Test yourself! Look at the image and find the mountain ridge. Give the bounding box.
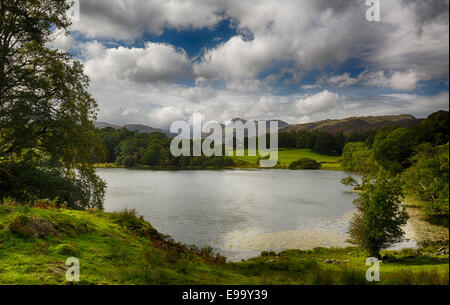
[95,114,422,136]
[281,114,422,135]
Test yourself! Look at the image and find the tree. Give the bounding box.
[411,110,449,146]
[289,158,321,170]
[372,127,415,174]
[313,131,339,155]
[402,143,449,216]
[340,176,359,189]
[341,142,374,173]
[347,170,409,258]
[0,1,105,209]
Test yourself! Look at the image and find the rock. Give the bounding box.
[349,253,353,256]
[438,247,446,252]
[9,216,59,239]
[325,259,335,264]
[342,259,350,263]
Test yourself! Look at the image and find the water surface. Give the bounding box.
[97,169,363,261]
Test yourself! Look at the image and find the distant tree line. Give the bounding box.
[96,128,235,168]
[278,130,375,155]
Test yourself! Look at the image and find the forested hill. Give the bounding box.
[281,114,421,135]
[94,122,171,135]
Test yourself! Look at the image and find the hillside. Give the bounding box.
[94,122,170,135]
[281,114,422,135]
[0,203,448,285]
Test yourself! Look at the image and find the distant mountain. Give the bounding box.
[94,122,170,135]
[228,118,290,129]
[94,122,121,129]
[281,114,422,135]
[95,118,289,138]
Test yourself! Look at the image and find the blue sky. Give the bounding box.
[55,0,449,128]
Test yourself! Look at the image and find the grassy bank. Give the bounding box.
[233,148,342,170]
[0,203,447,285]
[93,149,343,171]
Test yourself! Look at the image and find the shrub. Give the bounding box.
[0,161,105,210]
[53,243,78,256]
[111,209,158,238]
[289,158,321,170]
[402,144,449,216]
[348,170,409,258]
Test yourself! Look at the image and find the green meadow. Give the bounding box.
[232,148,342,170]
[0,204,447,285]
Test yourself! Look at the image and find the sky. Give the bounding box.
[52,0,449,129]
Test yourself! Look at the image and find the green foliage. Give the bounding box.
[0,161,105,210]
[278,130,375,156]
[403,144,449,216]
[342,142,374,173]
[412,110,449,146]
[289,158,321,170]
[52,243,78,256]
[372,127,415,174]
[97,128,235,168]
[340,176,359,188]
[348,170,409,257]
[0,0,106,209]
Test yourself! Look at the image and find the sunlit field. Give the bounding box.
[232,148,342,170]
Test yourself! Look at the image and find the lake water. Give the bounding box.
[96,169,415,261]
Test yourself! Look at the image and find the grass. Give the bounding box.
[92,149,343,171]
[0,203,447,285]
[232,148,342,170]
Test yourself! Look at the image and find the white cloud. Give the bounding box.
[295,91,342,116]
[72,0,223,40]
[66,0,448,127]
[325,73,359,88]
[362,70,426,91]
[147,106,187,128]
[179,86,217,103]
[83,42,191,83]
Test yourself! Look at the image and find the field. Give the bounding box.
[0,203,447,285]
[232,148,342,170]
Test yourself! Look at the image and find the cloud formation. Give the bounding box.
[83,42,191,83]
[65,0,449,127]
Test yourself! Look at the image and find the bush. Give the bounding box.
[52,243,78,256]
[289,158,321,170]
[348,170,409,257]
[0,161,105,210]
[402,144,449,216]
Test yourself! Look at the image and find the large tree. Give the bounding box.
[0,0,105,209]
[347,170,409,258]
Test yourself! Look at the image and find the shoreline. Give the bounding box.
[403,198,449,247]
